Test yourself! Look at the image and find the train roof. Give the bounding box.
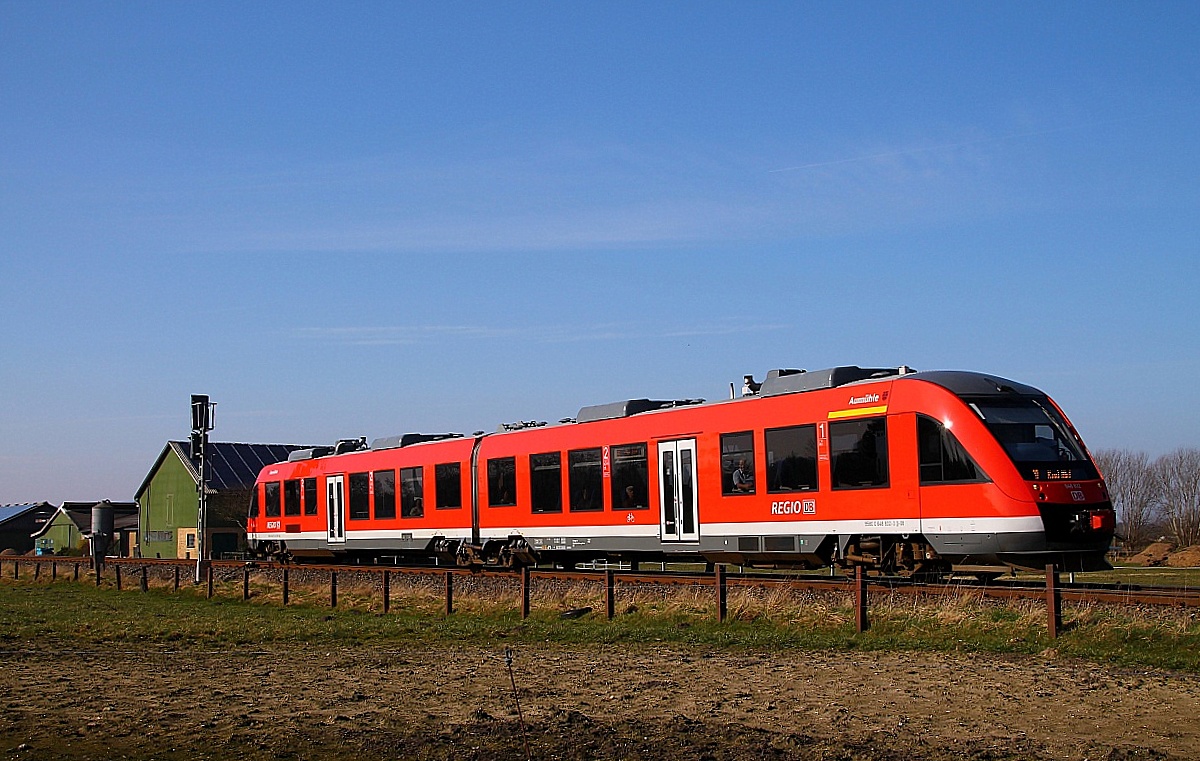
[281,366,1050,465]
[903,370,1043,398]
[756,365,914,396]
[576,398,706,424]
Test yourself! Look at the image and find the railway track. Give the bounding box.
[7,554,1200,609]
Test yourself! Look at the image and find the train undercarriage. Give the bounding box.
[252,529,1109,580]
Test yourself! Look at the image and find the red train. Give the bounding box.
[246,365,1115,576]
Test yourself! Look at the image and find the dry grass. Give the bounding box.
[8,559,1200,671]
[12,558,1200,654]
[101,564,1200,636]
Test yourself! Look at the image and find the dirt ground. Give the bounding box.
[2,643,1199,761]
[1125,543,1200,568]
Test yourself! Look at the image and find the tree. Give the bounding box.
[1153,448,1200,548]
[1094,448,1160,548]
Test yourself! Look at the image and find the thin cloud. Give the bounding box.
[768,113,1165,174]
[295,322,790,346]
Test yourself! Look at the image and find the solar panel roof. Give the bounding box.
[169,441,313,492]
[0,503,48,527]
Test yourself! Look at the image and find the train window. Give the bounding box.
[918,416,987,484]
[487,457,518,507]
[283,479,302,516]
[568,448,603,512]
[303,478,318,516]
[400,467,424,518]
[248,486,259,518]
[765,425,818,492]
[968,397,1098,481]
[610,443,648,510]
[720,431,756,495]
[374,470,397,519]
[349,472,370,520]
[264,481,281,517]
[530,453,563,514]
[435,463,462,509]
[830,418,888,489]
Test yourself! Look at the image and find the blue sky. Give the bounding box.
[1,2,1197,504]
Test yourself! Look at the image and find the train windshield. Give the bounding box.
[967,397,1098,481]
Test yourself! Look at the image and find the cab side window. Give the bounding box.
[918,415,987,484]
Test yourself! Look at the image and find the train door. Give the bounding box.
[658,439,699,542]
[327,474,345,544]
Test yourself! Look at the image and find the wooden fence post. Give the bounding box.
[605,569,616,620]
[520,567,531,619]
[1046,564,1062,639]
[855,566,869,633]
[444,571,454,615]
[243,567,251,601]
[382,570,391,614]
[715,564,727,623]
[282,568,290,606]
[206,564,214,599]
[141,566,148,593]
[330,570,338,608]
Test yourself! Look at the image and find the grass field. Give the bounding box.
[3,565,1200,673]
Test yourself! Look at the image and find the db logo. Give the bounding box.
[771,500,816,516]
[1070,491,1086,502]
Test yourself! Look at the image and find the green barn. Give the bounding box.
[135,442,309,559]
[30,501,139,556]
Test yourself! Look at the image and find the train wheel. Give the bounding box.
[455,543,485,570]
